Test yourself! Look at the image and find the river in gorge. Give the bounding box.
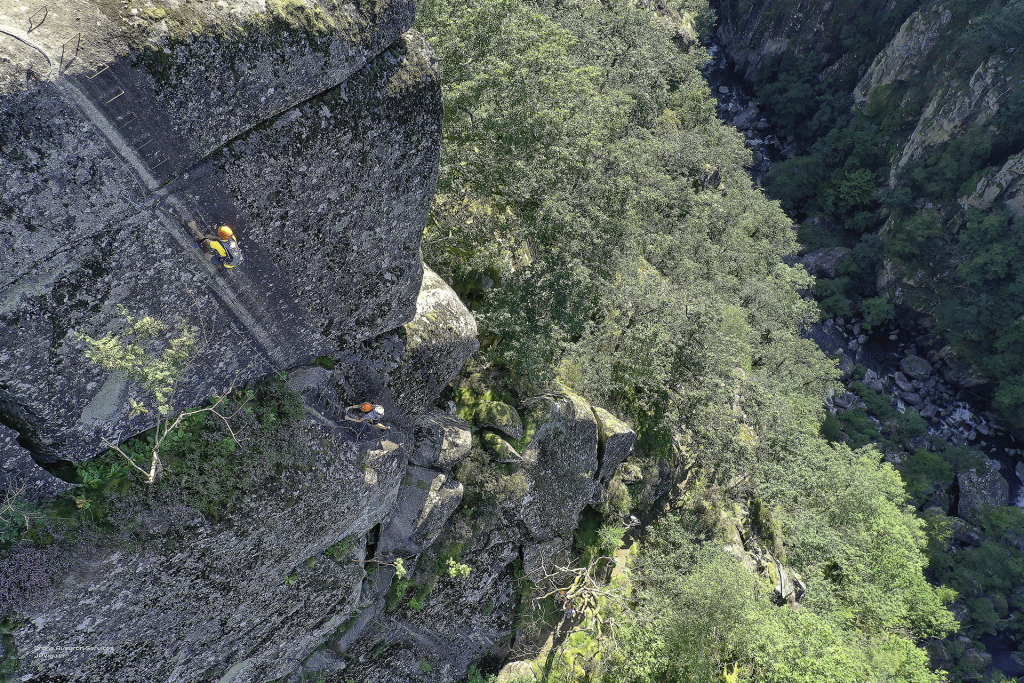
[699,40,1024,679]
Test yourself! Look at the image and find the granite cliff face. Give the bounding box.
[0,0,441,481]
[1,4,643,680]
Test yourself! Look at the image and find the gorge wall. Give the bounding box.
[0,0,439,481]
[1,2,644,680]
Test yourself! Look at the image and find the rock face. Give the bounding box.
[853,6,952,105]
[714,0,898,80]
[519,392,600,541]
[14,398,409,682]
[389,266,480,415]
[0,0,441,468]
[963,150,1024,221]
[958,459,1009,523]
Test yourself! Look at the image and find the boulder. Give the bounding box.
[900,354,933,380]
[389,266,479,414]
[519,392,600,541]
[593,406,637,486]
[474,401,524,440]
[732,106,760,130]
[838,355,855,379]
[938,347,988,388]
[958,648,992,681]
[0,425,74,500]
[957,459,1009,523]
[482,431,522,462]
[894,372,914,392]
[408,409,473,470]
[801,247,850,279]
[379,466,464,557]
[901,391,923,407]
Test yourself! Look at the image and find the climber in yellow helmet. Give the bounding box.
[188,221,244,269]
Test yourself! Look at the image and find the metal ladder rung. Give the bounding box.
[103,89,124,104]
[86,64,109,79]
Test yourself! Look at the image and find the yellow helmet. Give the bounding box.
[218,225,234,240]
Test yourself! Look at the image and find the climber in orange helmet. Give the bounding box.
[344,402,389,437]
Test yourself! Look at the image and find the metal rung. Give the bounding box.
[58,32,82,72]
[137,136,154,150]
[151,157,169,170]
[28,6,47,32]
[103,89,124,104]
[86,64,109,79]
[115,113,137,128]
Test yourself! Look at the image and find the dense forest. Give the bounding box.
[413,0,965,679]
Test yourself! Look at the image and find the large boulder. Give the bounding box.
[0,425,73,500]
[1,9,442,466]
[593,406,636,486]
[474,401,524,440]
[518,392,599,541]
[938,346,988,389]
[389,266,479,415]
[957,459,1008,523]
[801,247,851,279]
[408,409,473,470]
[378,466,463,557]
[900,354,933,381]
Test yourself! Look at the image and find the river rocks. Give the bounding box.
[957,459,1009,523]
[389,266,480,415]
[474,401,524,441]
[732,106,760,129]
[900,354,933,380]
[801,247,850,279]
[519,392,599,541]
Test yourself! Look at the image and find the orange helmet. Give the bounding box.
[361,403,373,412]
[218,225,234,240]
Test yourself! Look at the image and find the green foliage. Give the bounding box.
[313,356,336,370]
[899,449,955,507]
[445,558,472,579]
[819,412,842,442]
[847,382,894,419]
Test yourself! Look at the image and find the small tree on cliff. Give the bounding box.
[77,308,247,484]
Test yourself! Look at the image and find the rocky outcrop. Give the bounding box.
[519,392,600,541]
[897,55,1020,168]
[380,466,464,557]
[409,409,473,470]
[13,389,410,682]
[593,406,636,486]
[958,459,1008,523]
[853,5,952,105]
[962,149,1024,221]
[389,266,480,415]
[0,1,442,468]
